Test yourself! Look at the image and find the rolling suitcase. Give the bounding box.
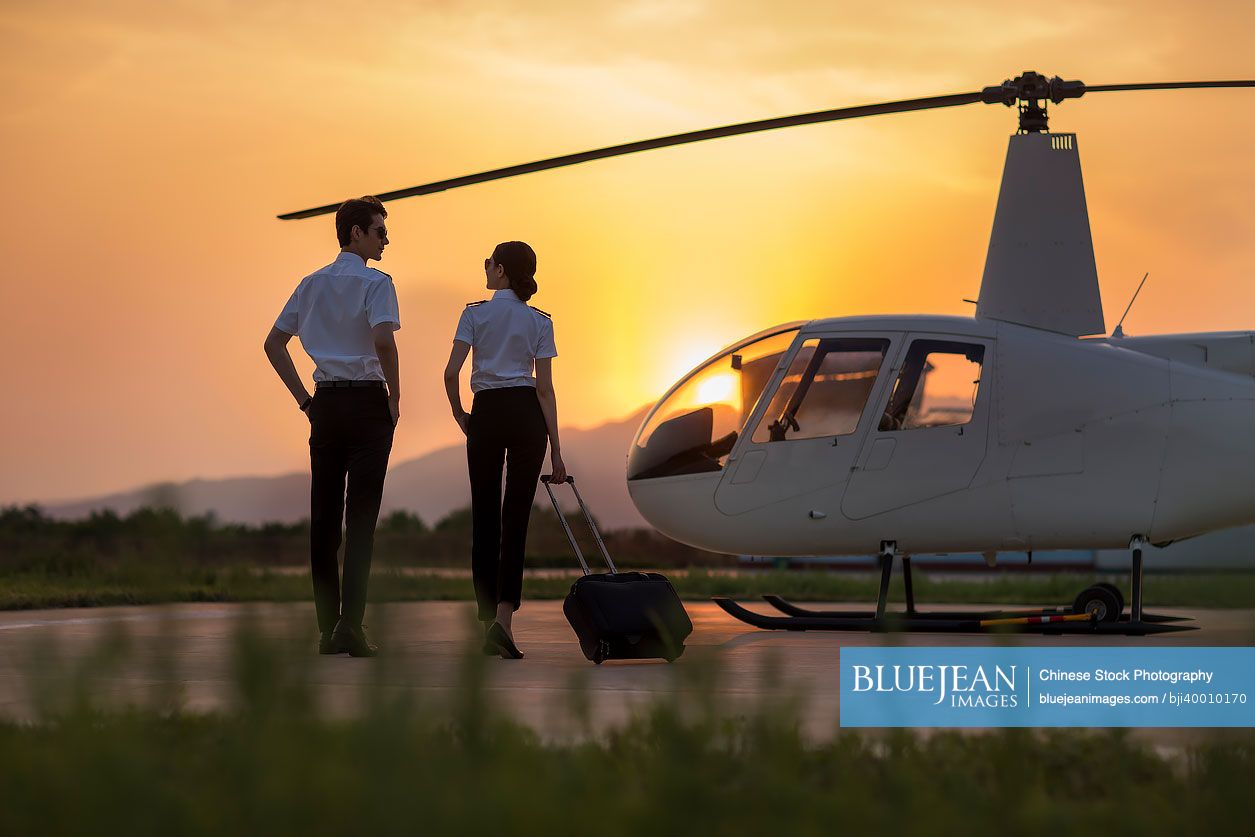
[541,475,693,665]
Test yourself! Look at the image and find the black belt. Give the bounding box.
[316,380,386,389]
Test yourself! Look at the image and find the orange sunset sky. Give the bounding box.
[1,0,1252,507]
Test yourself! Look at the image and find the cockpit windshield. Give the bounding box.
[627,327,800,480]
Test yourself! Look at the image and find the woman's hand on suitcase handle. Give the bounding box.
[547,454,568,484]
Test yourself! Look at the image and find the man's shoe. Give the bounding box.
[485,621,523,659]
[331,620,378,657]
[318,631,343,655]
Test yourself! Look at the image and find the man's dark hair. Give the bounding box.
[335,196,387,247]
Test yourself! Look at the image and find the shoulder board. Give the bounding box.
[465,300,487,307]
[529,305,551,318]
[367,267,392,280]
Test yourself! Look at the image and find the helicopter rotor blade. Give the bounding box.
[1084,80,1255,94]
[278,75,1255,220]
[277,90,983,220]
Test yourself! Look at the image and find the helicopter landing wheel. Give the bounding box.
[1073,585,1122,623]
[1093,582,1126,616]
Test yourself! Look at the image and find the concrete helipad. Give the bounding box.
[1,600,1251,741]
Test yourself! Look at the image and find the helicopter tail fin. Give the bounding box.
[976,132,1105,337]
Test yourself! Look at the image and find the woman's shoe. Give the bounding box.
[481,621,499,655]
[485,621,524,659]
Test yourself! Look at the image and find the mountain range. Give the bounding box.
[36,408,652,531]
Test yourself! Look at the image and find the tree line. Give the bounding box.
[0,504,729,571]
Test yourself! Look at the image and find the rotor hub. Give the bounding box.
[981,71,1087,133]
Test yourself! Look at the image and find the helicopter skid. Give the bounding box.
[759,594,1190,623]
[713,597,1196,635]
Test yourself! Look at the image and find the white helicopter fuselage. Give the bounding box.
[627,315,1255,557]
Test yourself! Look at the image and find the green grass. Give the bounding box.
[2,564,1254,611]
[3,623,1254,834]
[8,712,1251,835]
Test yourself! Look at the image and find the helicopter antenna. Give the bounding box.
[1112,272,1150,338]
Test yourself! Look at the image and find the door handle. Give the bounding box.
[809,510,827,520]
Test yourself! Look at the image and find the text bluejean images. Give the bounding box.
[840,647,1255,727]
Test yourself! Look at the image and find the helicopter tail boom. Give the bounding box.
[1100,331,1255,378]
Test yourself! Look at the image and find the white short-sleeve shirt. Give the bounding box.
[274,252,401,382]
[454,288,556,392]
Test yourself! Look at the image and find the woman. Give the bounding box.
[443,241,566,659]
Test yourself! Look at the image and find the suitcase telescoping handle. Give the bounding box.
[540,475,618,576]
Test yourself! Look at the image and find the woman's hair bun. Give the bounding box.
[492,241,538,302]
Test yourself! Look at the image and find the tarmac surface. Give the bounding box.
[1,600,1252,741]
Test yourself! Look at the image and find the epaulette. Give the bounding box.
[369,267,392,280]
[465,300,487,307]
[529,305,551,318]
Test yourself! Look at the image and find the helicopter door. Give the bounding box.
[714,334,896,515]
[840,336,991,520]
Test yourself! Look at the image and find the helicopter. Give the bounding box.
[281,72,1255,635]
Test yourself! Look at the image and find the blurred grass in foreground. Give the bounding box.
[4,617,1255,835]
[2,564,1255,611]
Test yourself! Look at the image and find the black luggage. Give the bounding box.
[541,475,693,665]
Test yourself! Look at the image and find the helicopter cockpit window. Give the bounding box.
[878,340,984,431]
[627,329,800,481]
[751,338,891,443]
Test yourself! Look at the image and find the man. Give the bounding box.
[263,196,401,657]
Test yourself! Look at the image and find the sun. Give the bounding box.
[695,372,738,407]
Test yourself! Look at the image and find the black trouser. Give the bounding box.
[308,385,394,633]
[466,386,549,621]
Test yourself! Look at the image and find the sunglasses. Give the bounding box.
[368,225,388,239]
